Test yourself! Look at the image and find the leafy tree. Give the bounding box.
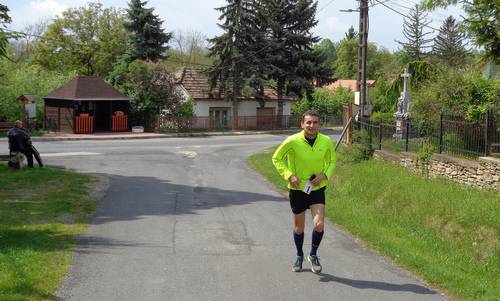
[125,0,172,62]
[292,87,353,118]
[33,2,129,77]
[10,20,49,62]
[0,57,76,123]
[111,60,183,127]
[396,5,434,61]
[421,0,500,63]
[313,38,337,70]
[207,0,258,127]
[432,16,467,66]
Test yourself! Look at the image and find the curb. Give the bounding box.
[0,127,342,142]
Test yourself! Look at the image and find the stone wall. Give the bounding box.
[374,150,500,191]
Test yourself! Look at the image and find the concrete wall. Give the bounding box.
[374,150,500,191]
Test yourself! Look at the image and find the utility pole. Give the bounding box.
[357,0,369,118]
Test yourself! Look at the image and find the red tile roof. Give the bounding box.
[176,67,293,101]
[324,79,376,92]
[44,76,129,101]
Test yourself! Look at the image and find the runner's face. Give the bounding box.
[301,115,320,138]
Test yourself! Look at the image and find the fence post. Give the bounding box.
[405,121,410,152]
[439,113,443,153]
[378,122,382,150]
[485,110,490,156]
[368,119,373,150]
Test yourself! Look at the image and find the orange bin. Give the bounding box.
[75,115,94,134]
[112,115,128,132]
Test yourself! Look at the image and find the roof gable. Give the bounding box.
[176,67,293,101]
[44,76,129,101]
[325,79,376,92]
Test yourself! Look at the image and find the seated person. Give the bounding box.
[7,120,42,168]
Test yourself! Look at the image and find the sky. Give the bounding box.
[3,0,464,52]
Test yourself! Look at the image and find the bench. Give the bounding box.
[0,122,15,130]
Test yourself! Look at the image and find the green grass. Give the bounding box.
[247,146,499,301]
[0,164,97,301]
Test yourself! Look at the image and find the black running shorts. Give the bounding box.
[289,186,326,214]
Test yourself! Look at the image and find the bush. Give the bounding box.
[350,129,373,162]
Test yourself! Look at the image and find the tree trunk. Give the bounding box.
[277,77,284,128]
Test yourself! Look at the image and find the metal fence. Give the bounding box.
[354,109,500,157]
[154,114,343,133]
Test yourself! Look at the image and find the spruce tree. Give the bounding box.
[396,5,434,61]
[432,16,467,67]
[207,0,257,128]
[260,0,320,121]
[125,0,172,62]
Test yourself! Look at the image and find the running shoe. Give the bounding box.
[292,256,303,272]
[308,255,322,273]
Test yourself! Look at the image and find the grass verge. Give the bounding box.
[0,164,97,301]
[247,146,499,301]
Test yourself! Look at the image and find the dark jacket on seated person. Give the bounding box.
[7,127,31,152]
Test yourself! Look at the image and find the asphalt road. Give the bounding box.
[1,134,449,301]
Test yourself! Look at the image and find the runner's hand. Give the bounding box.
[289,175,300,188]
[311,173,326,186]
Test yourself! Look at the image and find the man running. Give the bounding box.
[272,110,336,273]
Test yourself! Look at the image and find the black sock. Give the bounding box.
[310,230,324,256]
[293,231,304,257]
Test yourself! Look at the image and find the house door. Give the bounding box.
[209,107,230,129]
[257,107,275,129]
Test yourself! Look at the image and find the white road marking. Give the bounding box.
[175,151,198,158]
[42,152,102,157]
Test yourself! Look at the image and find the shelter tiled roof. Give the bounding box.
[324,79,376,92]
[176,67,293,101]
[44,76,129,101]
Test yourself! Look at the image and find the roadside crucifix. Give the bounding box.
[394,68,411,138]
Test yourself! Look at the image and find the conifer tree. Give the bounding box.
[396,5,434,61]
[124,0,172,62]
[432,16,467,67]
[260,0,320,120]
[207,0,257,128]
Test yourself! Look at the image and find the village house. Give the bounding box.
[175,67,295,129]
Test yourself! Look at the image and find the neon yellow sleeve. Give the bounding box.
[272,138,293,181]
[323,139,336,180]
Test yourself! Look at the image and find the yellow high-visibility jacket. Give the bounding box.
[272,131,336,191]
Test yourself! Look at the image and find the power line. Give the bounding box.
[373,0,440,31]
[318,0,336,13]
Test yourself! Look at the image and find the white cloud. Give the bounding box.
[9,0,86,30]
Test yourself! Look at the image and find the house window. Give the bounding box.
[209,107,230,128]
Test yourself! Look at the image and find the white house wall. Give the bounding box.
[193,100,291,117]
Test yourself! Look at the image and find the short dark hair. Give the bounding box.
[301,110,320,122]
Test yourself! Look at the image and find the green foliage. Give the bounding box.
[416,142,436,176]
[124,0,172,62]
[421,0,500,64]
[335,38,357,79]
[370,111,395,124]
[412,68,499,122]
[0,58,76,124]
[351,129,374,161]
[0,4,12,60]
[291,87,353,118]
[174,96,195,117]
[109,60,183,125]
[33,2,129,77]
